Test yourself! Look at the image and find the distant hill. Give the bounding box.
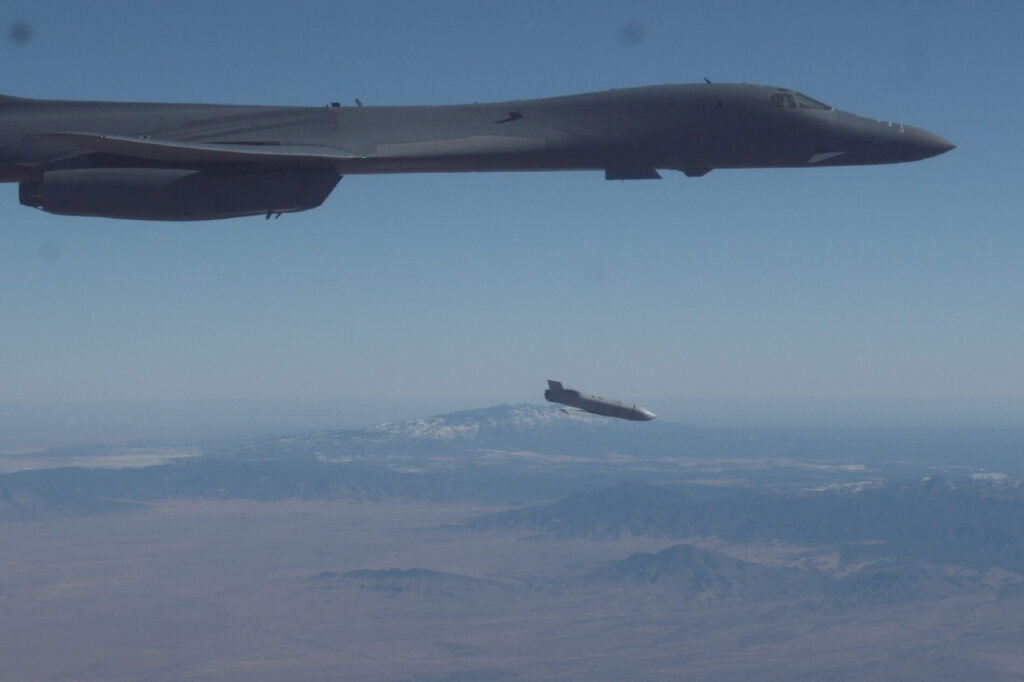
[592,543,821,601]
[304,543,1010,608]
[595,544,998,605]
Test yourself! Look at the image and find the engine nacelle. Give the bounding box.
[19,168,341,220]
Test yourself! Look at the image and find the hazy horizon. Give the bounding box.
[5,395,1024,454]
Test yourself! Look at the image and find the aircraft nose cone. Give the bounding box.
[903,125,955,160]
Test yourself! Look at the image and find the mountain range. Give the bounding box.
[465,477,1024,571]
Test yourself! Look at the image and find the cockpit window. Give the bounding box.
[794,92,832,110]
[771,91,832,110]
[771,92,797,108]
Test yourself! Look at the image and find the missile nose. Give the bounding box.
[903,125,955,160]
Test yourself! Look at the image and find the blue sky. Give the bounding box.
[1,1,1022,443]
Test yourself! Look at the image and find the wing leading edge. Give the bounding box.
[25,132,356,168]
[25,131,553,172]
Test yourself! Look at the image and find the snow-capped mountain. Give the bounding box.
[219,404,1024,487]
[364,403,605,440]
[225,403,688,462]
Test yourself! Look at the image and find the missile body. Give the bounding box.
[544,380,656,421]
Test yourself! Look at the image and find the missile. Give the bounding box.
[544,380,656,422]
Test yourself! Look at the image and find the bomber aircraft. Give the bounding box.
[0,82,953,221]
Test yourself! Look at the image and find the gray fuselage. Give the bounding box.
[0,83,953,181]
[0,83,954,220]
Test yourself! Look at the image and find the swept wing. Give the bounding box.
[25,132,354,168]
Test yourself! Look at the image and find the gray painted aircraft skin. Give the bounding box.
[0,83,954,220]
[545,380,656,422]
